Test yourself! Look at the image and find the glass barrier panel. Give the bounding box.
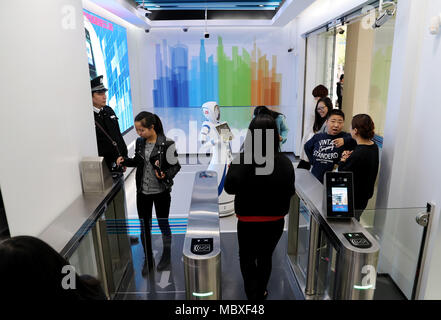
[357,207,426,300]
[112,217,187,299]
[68,225,100,280]
[297,199,311,279]
[315,229,338,299]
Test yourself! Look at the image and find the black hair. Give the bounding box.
[312,85,329,98]
[242,114,280,164]
[0,236,105,300]
[340,74,344,81]
[327,109,345,120]
[313,97,333,132]
[352,114,375,140]
[253,106,282,120]
[134,111,165,136]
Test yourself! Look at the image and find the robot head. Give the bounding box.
[202,101,220,122]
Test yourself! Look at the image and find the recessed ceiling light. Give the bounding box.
[155,5,160,8]
[259,4,264,7]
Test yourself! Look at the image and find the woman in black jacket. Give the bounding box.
[224,114,295,300]
[338,114,379,220]
[117,112,181,274]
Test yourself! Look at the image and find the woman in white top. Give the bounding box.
[298,85,329,169]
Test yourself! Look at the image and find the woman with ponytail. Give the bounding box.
[117,112,181,275]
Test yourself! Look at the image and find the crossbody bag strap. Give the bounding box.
[95,120,121,157]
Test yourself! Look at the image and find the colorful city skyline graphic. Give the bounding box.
[153,36,281,108]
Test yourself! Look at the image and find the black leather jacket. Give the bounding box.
[123,134,181,192]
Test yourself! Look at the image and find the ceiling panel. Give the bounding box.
[134,0,284,20]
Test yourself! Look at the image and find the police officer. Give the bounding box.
[91,75,128,173]
[91,76,138,245]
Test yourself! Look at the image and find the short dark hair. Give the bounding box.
[327,109,345,120]
[312,85,329,98]
[340,74,344,81]
[352,114,375,140]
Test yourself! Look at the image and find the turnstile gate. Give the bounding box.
[287,169,380,300]
[183,171,221,300]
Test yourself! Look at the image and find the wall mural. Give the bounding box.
[153,36,281,108]
[149,31,283,153]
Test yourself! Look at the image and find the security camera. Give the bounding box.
[372,2,396,29]
[145,28,150,33]
[183,27,189,32]
[287,48,293,53]
[337,28,345,35]
[204,32,210,39]
[372,11,392,28]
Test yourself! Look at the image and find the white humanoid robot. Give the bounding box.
[200,101,235,217]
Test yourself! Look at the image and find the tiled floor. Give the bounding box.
[115,231,303,300]
[117,156,303,300]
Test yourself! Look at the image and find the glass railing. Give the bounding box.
[357,207,427,300]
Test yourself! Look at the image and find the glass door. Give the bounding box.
[303,28,337,136]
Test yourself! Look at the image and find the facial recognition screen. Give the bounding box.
[331,187,349,212]
[325,172,354,219]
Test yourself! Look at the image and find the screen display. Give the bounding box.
[83,10,133,134]
[332,187,349,212]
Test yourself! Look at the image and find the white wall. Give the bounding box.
[0,1,97,236]
[375,0,441,299]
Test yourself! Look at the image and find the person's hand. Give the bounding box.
[279,135,283,142]
[332,138,344,148]
[155,170,166,179]
[154,160,165,179]
[340,150,353,162]
[116,156,124,166]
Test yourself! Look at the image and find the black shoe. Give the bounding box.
[156,253,170,272]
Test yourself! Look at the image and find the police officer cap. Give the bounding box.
[91,75,108,93]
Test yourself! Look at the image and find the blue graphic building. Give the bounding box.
[153,39,218,108]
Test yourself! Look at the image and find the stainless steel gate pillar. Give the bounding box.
[183,171,221,300]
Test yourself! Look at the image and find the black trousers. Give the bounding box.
[136,191,171,259]
[237,218,285,300]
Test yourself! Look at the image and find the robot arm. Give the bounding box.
[200,123,217,147]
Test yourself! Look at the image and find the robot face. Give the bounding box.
[202,101,220,122]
